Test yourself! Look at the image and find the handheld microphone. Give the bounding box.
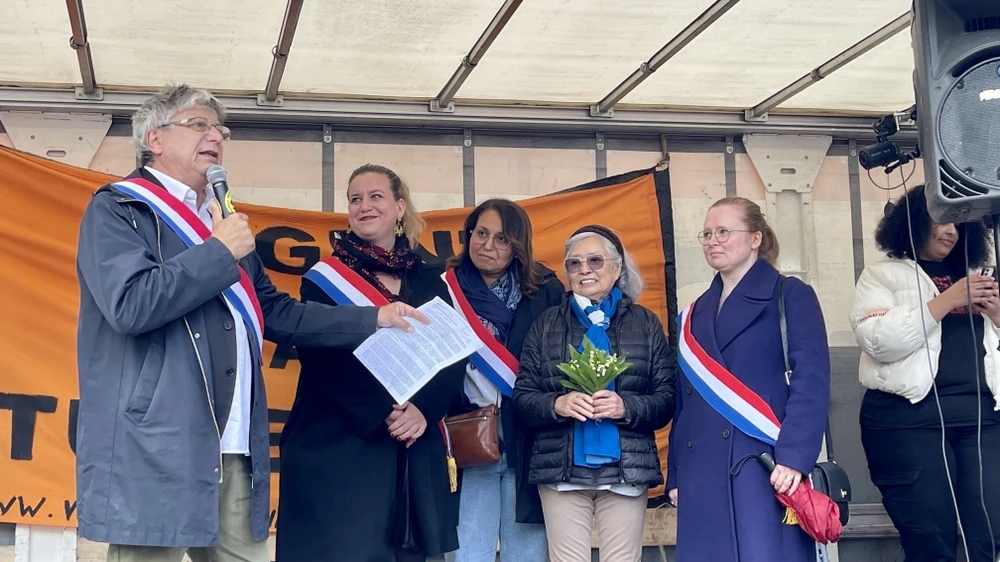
[206,164,235,218]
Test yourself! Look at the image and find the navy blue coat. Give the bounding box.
[666,260,830,562]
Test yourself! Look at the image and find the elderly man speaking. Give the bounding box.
[74,84,424,562]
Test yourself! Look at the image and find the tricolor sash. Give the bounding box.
[112,178,264,354]
[305,255,459,474]
[676,302,781,445]
[441,268,519,397]
[303,256,390,307]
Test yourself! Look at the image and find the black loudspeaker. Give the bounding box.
[914,0,1000,223]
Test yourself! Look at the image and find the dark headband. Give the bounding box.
[571,224,626,259]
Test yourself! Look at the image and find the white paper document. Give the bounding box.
[353,296,481,404]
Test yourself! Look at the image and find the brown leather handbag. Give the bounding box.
[443,404,501,468]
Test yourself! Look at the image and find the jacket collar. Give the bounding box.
[704,259,780,352]
[691,279,724,364]
[890,257,939,295]
[99,167,166,202]
[127,166,163,185]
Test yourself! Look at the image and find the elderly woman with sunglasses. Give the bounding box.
[512,225,676,562]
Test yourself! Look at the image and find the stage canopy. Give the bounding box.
[0,0,915,130]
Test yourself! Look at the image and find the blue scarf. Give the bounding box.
[456,261,522,342]
[570,287,622,468]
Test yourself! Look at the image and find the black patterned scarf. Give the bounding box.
[332,231,418,302]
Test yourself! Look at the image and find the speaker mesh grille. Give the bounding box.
[940,158,988,199]
[967,17,1000,33]
[938,58,1000,195]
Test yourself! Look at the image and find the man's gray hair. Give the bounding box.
[131,85,227,165]
[564,232,645,301]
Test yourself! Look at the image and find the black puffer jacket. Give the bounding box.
[513,294,676,487]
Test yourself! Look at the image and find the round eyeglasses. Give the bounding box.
[697,228,750,245]
[158,117,231,140]
[471,227,511,250]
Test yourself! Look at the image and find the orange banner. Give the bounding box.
[0,146,676,527]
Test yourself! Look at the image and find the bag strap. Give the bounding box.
[778,276,792,384]
[777,275,836,463]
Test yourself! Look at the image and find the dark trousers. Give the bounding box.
[396,550,426,562]
[862,424,1000,562]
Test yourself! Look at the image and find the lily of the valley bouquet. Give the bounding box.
[557,336,632,395]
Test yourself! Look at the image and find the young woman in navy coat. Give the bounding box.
[666,197,831,562]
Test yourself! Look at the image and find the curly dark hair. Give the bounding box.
[874,186,990,268]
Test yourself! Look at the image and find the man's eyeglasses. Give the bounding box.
[697,228,749,245]
[157,117,231,140]
[565,255,607,274]
[471,227,511,250]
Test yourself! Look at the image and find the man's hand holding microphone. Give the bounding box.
[209,198,255,260]
[206,165,427,334]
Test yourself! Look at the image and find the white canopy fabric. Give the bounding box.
[0,0,915,115]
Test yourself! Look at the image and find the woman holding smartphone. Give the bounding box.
[851,187,1000,562]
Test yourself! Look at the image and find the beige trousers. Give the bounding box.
[106,454,269,562]
[537,485,647,562]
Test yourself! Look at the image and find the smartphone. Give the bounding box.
[982,267,995,278]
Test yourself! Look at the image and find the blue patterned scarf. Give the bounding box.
[456,261,521,342]
[570,287,622,468]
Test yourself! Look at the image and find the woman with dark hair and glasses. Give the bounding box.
[667,197,830,562]
[852,186,1000,562]
[446,199,564,562]
[513,225,675,562]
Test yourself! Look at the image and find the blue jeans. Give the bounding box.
[453,453,548,562]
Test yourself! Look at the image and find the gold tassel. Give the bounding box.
[782,506,799,526]
[448,457,458,493]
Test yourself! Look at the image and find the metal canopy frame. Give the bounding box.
[65,0,99,98]
[261,0,305,105]
[0,86,913,140]
[12,3,919,128]
[430,0,523,113]
[591,0,742,117]
[744,12,913,121]
[7,3,921,139]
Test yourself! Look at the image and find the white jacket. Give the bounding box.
[851,258,1000,409]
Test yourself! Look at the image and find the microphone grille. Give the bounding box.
[206,165,227,184]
